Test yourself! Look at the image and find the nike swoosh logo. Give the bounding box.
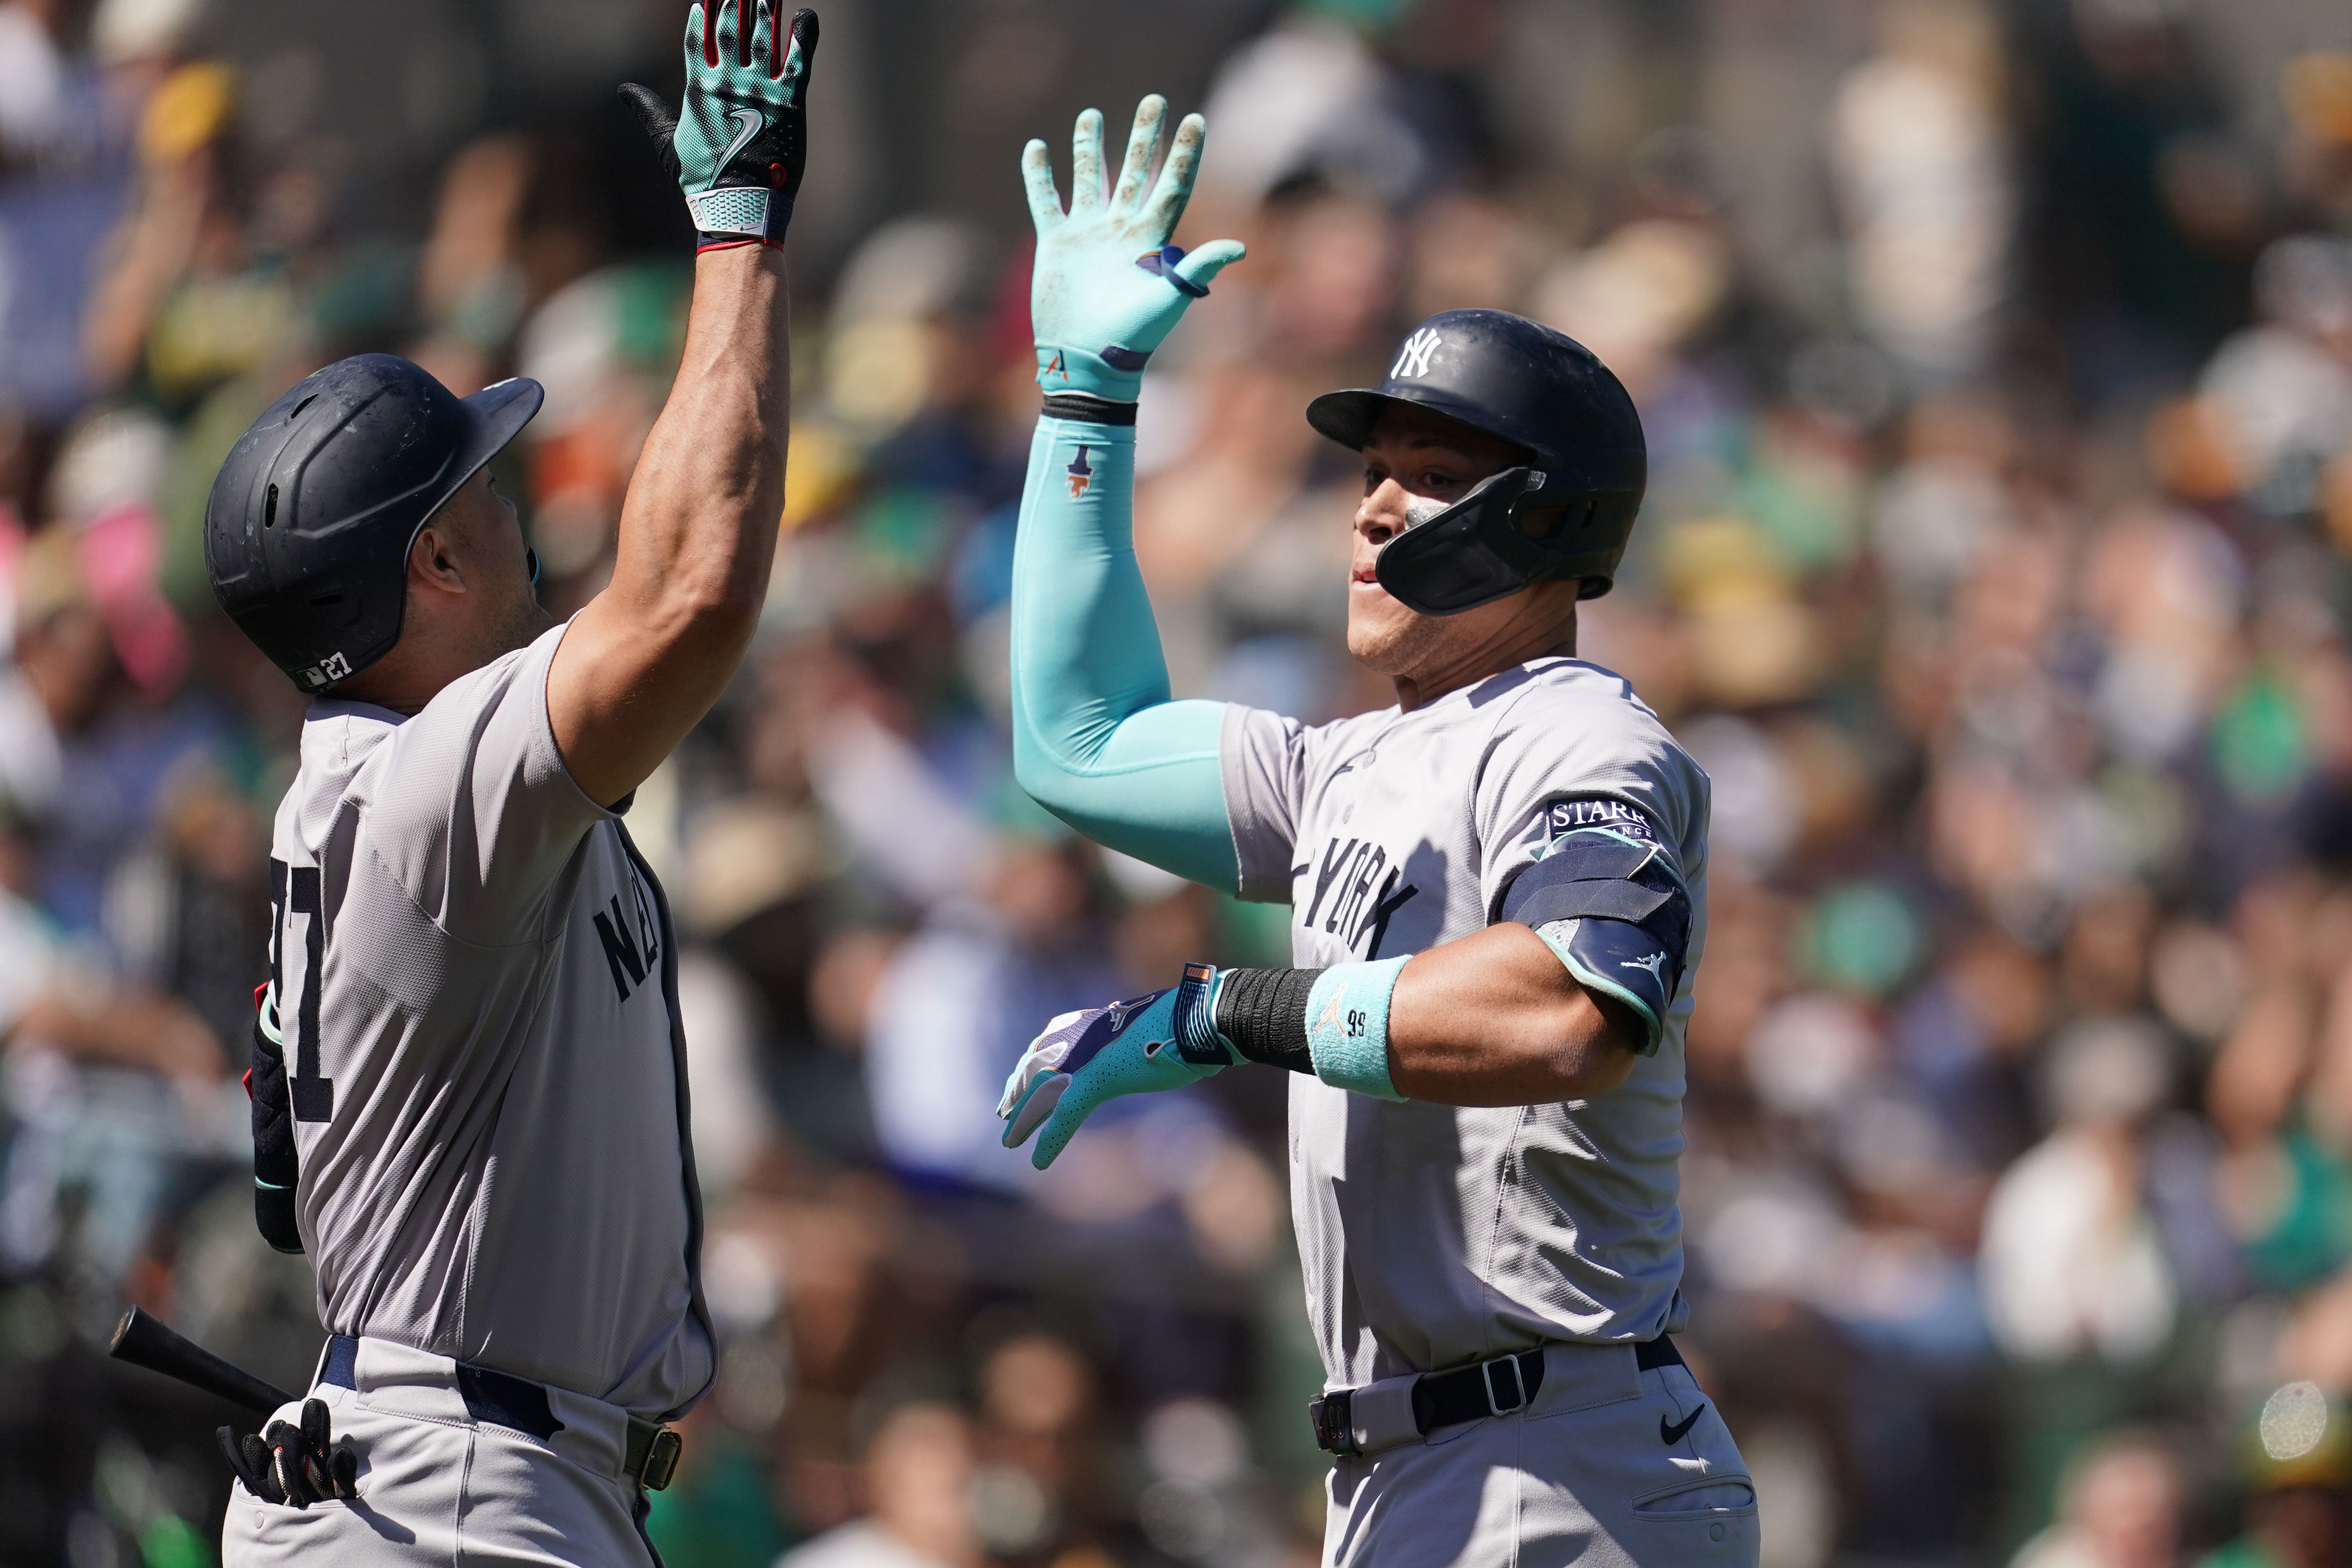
[719,106,763,170]
[1660,1405,1705,1446]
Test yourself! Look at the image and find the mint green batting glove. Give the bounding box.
[998,962,1235,1170]
[621,1,817,249]
[1023,97,1246,403]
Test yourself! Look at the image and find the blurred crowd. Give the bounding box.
[5,0,2352,1565]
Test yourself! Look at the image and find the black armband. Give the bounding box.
[1041,392,1139,425]
[1498,813,1692,1057]
[1214,966,1324,1074]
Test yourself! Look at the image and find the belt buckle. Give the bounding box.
[1482,1355,1528,1417]
[640,1427,683,1491]
[1309,1390,1361,1457]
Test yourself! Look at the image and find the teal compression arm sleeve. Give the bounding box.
[1009,414,1238,890]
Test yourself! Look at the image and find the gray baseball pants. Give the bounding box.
[220,1337,658,1567]
[1323,1342,1758,1568]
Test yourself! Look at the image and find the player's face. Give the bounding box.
[437,471,554,665]
[1347,407,1556,679]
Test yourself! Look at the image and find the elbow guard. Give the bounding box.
[249,986,303,1254]
[1499,817,1691,1055]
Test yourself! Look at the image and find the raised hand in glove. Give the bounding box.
[998,962,1234,1170]
[219,1398,358,1509]
[1024,96,1245,404]
[621,1,818,250]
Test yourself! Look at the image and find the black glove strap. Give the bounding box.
[1214,966,1323,1074]
[1041,392,1138,425]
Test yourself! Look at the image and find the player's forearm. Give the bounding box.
[1209,925,1640,1108]
[1008,413,1237,886]
[553,0,816,805]
[550,246,790,805]
[615,245,792,628]
[1386,924,1640,1105]
[1010,416,1167,748]
[1004,934,1637,1170]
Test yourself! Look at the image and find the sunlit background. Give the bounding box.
[4,0,2352,1564]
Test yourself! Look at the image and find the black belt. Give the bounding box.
[322,1334,683,1490]
[1308,1336,1684,1457]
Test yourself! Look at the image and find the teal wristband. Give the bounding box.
[1304,957,1410,1102]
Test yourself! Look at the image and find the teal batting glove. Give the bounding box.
[998,962,1234,1170]
[621,1,818,249]
[1023,97,1246,403]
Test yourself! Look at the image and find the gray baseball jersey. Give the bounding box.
[265,622,713,1419]
[1219,656,1710,1389]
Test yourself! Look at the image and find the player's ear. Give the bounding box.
[408,524,469,594]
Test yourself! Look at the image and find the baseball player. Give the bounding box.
[994,100,1755,1566]
[197,4,817,1561]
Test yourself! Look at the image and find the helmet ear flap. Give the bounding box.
[1517,496,1594,544]
[1374,466,1553,616]
[1377,468,1639,615]
[1519,507,1564,543]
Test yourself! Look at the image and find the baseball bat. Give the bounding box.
[109,1307,296,1417]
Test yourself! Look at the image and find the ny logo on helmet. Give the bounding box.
[1390,328,1443,380]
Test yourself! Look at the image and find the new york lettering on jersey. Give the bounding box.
[1296,833,1420,960]
[591,850,664,1004]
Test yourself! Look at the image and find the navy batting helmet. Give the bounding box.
[204,354,543,693]
[1306,309,1646,616]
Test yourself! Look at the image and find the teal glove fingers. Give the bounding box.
[1022,136,1068,233]
[621,1,817,249]
[1025,96,1245,401]
[1071,104,1109,217]
[1027,1071,1119,1170]
[1172,241,1246,292]
[998,1049,1072,1149]
[997,963,1232,1169]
